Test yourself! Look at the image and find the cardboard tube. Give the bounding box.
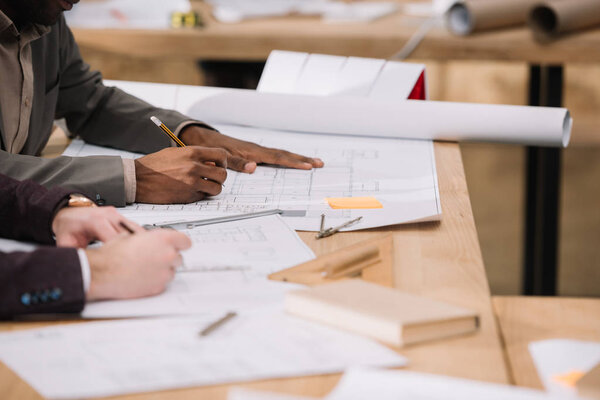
[446,0,538,35]
[529,0,600,39]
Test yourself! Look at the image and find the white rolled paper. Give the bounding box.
[188,90,572,147]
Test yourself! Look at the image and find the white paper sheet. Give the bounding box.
[369,61,426,100]
[190,89,572,147]
[331,56,386,97]
[179,215,315,273]
[256,51,423,99]
[294,54,347,96]
[206,0,398,24]
[65,0,190,29]
[82,267,301,319]
[64,124,441,231]
[257,51,310,94]
[0,238,37,253]
[529,339,600,398]
[229,388,316,400]
[62,139,142,159]
[325,368,562,400]
[0,313,407,399]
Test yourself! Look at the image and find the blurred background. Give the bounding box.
[70,0,600,296]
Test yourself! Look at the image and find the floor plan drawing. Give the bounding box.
[63,122,440,231]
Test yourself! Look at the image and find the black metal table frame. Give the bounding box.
[523,65,564,296]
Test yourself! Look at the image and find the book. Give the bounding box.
[285,280,479,347]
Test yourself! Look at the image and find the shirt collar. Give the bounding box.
[0,9,14,34]
[0,8,51,39]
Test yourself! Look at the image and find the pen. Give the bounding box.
[150,116,186,147]
[199,312,237,337]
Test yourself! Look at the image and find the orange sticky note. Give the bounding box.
[553,370,586,388]
[326,197,383,210]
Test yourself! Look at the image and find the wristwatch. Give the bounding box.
[67,193,98,208]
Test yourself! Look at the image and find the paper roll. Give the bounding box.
[189,90,572,147]
[529,0,600,40]
[446,0,538,35]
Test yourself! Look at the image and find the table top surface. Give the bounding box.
[70,1,600,63]
[493,296,600,390]
[0,134,509,399]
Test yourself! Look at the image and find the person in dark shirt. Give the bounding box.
[0,173,191,319]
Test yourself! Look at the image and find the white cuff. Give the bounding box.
[122,158,137,204]
[77,249,91,294]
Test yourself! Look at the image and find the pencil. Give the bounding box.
[119,221,135,234]
[150,116,186,147]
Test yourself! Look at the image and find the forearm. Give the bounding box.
[0,248,85,319]
[0,150,127,207]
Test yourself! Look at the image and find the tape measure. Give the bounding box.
[171,11,203,28]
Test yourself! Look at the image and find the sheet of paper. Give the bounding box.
[529,339,600,398]
[228,389,316,400]
[82,267,299,319]
[0,313,407,399]
[179,215,315,273]
[330,56,386,97]
[65,0,190,29]
[369,61,426,100]
[257,51,309,94]
[206,0,398,24]
[0,238,37,253]
[62,139,143,159]
[325,368,562,400]
[294,54,347,96]
[64,123,441,231]
[256,51,421,99]
[104,80,179,110]
[321,2,399,23]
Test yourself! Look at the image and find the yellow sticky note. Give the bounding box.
[553,370,586,388]
[326,197,383,210]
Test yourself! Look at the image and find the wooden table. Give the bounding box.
[493,296,600,389]
[0,134,509,399]
[71,1,600,296]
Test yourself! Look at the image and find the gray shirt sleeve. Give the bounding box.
[0,151,126,206]
[54,16,189,154]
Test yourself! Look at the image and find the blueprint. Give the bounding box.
[179,215,314,273]
[0,312,407,399]
[63,125,441,231]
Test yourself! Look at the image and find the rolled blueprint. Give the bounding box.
[188,90,572,147]
[529,0,600,40]
[446,0,539,35]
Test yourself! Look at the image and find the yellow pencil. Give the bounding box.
[151,116,186,147]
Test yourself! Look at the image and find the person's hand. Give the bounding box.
[179,126,324,173]
[52,206,143,248]
[85,229,191,301]
[134,146,228,204]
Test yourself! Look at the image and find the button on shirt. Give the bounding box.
[0,11,144,201]
[0,12,50,154]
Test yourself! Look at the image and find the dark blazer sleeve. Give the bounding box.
[55,16,208,155]
[0,174,74,244]
[0,247,85,319]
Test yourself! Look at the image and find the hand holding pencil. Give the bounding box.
[132,116,322,204]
